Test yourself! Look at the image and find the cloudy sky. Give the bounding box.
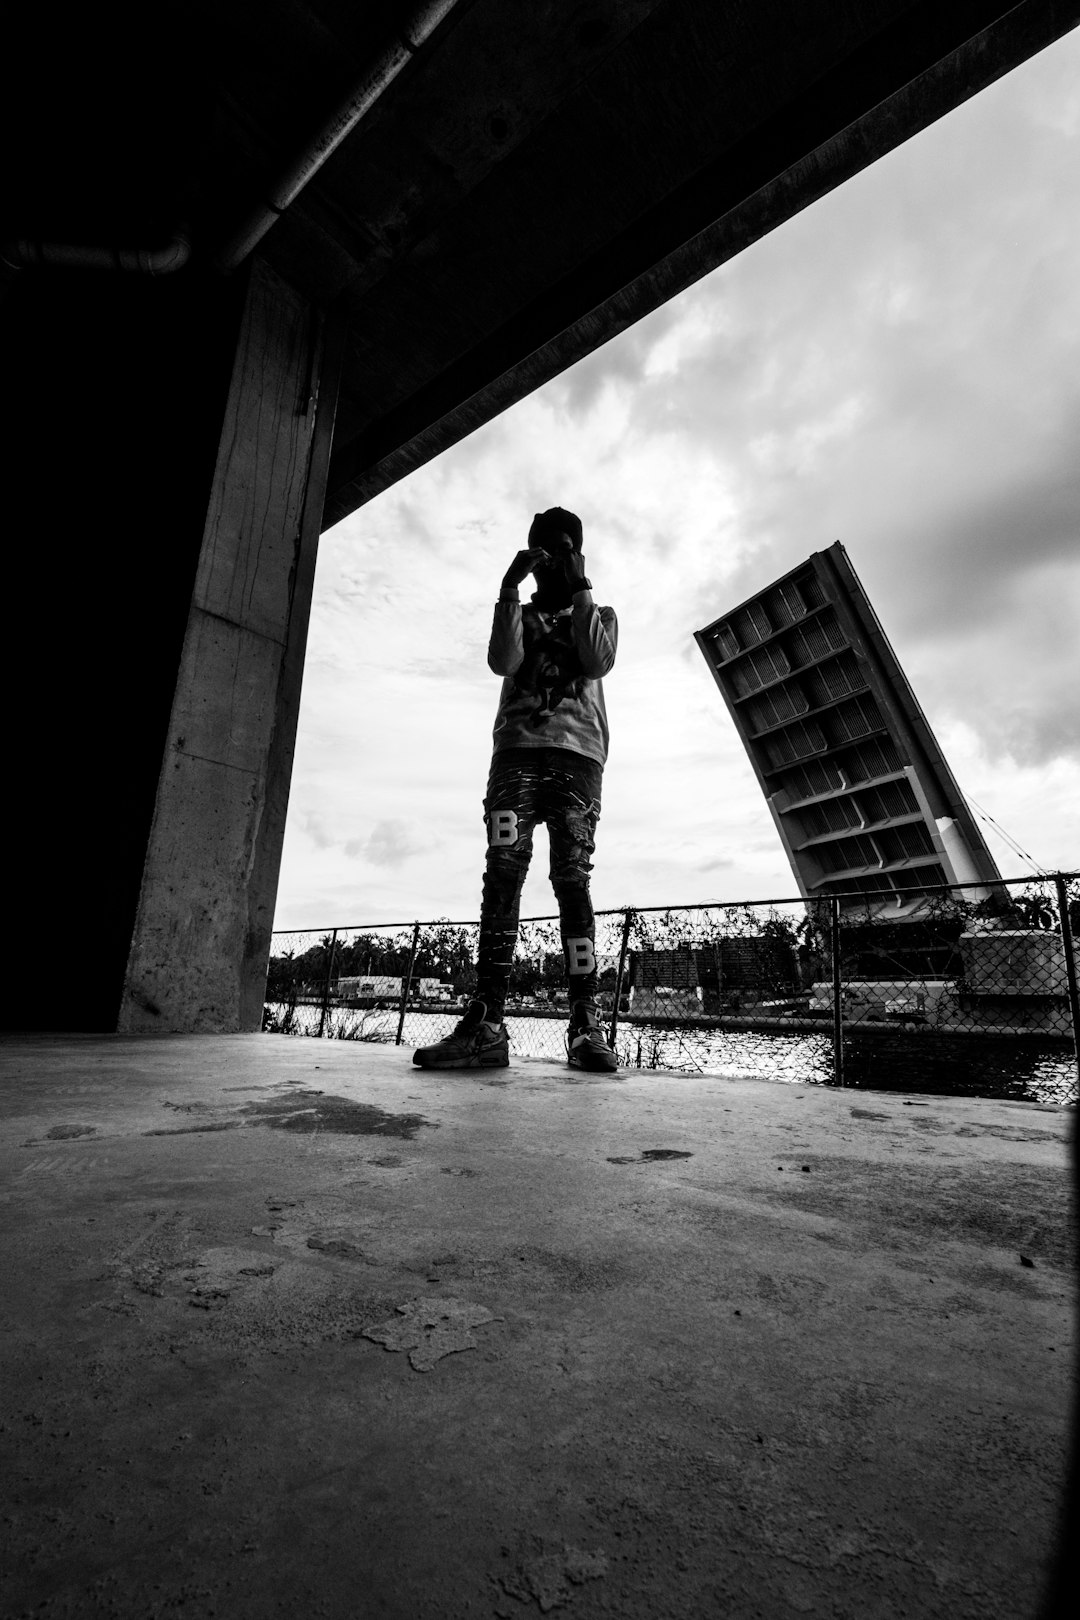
[275,29,1080,934]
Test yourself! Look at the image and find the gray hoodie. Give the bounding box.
[487,597,618,766]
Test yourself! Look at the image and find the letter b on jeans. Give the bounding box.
[488,809,519,846]
[566,937,596,976]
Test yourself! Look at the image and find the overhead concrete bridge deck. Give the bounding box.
[1,1032,1073,1619]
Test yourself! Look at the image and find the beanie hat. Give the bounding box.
[528,507,583,552]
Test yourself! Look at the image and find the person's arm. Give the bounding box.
[571,594,617,675]
[487,545,548,675]
[488,597,523,676]
[562,546,617,676]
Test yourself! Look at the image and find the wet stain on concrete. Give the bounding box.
[306,1235,370,1261]
[21,1126,104,1147]
[142,1096,436,1140]
[145,1123,239,1136]
[241,1090,435,1138]
[607,1149,693,1163]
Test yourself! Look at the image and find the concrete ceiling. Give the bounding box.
[5,1,1078,527]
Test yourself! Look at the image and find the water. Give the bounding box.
[263,1003,1076,1106]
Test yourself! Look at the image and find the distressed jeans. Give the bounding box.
[476,747,603,1021]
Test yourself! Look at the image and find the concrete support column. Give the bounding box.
[119,258,340,1031]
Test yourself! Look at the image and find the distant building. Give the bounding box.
[694,542,1001,916]
[336,975,402,1001]
[630,941,797,1014]
[336,975,452,1002]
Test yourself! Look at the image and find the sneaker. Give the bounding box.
[566,1004,618,1072]
[412,1002,509,1069]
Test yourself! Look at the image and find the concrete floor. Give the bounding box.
[0,1033,1074,1620]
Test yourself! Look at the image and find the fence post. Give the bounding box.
[609,909,633,1045]
[396,922,421,1046]
[830,896,844,1087]
[317,929,338,1039]
[1053,874,1080,1093]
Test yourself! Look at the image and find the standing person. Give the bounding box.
[413,507,618,1073]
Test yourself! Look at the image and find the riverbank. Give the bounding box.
[1,1031,1074,1618]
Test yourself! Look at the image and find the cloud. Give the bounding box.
[357,819,427,868]
[548,299,683,415]
[908,556,1080,768]
[880,449,1080,638]
[298,811,335,851]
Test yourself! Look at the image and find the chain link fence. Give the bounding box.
[265,873,1080,1104]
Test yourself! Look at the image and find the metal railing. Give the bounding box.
[265,872,1080,1103]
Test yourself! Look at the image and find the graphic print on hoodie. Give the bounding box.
[514,607,587,729]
